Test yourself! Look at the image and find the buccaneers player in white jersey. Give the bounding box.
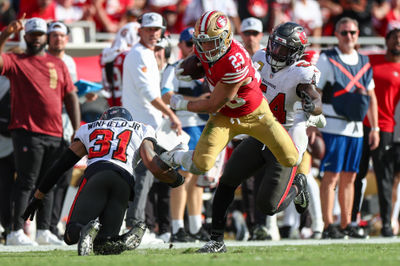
[22,107,184,256]
[162,11,300,178]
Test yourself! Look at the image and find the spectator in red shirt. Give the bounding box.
[24,0,56,21]
[92,0,135,32]
[0,16,80,245]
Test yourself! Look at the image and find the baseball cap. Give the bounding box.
[25,18,47,34]
[179,27,194,42]
[240,17,263,33]
[140,12,165,29]
[47,21,69,35]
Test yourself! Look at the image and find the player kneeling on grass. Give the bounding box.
[21,107,184,256]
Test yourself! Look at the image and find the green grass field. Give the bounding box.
[1,243,400,266]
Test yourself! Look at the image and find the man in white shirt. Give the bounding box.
[316,17,379,239]
[122,12,182,239]
[42,21,77,246]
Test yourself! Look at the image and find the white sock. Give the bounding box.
[393,183,400,223]
[171,220,184,234]
[189,215,202,234]
[174,150,195,170]
[282,203,300,227]
[266,214,277,230]
[307,173,324,232]
[288,112,308,165]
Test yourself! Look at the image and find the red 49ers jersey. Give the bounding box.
[101,51,129,107]
[75,119,156,176]
[194,39,263,118]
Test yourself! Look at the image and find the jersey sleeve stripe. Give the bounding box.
[223,66,248,76]
[222,68,249,80]
[221,69,249,83]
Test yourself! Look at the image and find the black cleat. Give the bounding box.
[189,227,210,242]
[381,224,395,238]
[171,228,195,242]
[78,220,101,256]
[322,224,347,239]
[122,222,147,250]
[196,240,227,253]
[342,225,368,239]
[293,173,310,214]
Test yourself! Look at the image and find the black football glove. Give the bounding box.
[21,197,43,221]
[300,91,315,113]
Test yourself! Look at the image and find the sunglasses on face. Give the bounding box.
[243,31,260,37]
[340,30,357,36]
[185,41,193,47]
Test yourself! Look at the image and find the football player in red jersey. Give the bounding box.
[101,50,128,107]
[161,11,300,177]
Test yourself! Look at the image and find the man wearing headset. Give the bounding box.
[46,21,78,243]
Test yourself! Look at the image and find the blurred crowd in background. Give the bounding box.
[0,0,399,38]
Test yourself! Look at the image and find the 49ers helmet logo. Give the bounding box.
[216,15,227,28]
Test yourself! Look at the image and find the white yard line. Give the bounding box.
[1,237,400,253]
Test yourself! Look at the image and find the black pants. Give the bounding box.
[146,181,170,234]
[64,169,131,244]
[211,137,297,236]
[11,129,64,231]
[352,126,394,227]
[0,151,15,233]
[50,167,73,236]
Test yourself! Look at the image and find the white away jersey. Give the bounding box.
[75,119,156,175]
[253,49,321,128]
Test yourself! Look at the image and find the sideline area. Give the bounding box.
[1,237,400,253]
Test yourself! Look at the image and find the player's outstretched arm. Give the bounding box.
[21,140,85,221]
[296,83,322,115]
[139,139,184,188]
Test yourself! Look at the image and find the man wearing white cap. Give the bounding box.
[46,20,78,243]
[240,17,264,57]
[0,16,80,246]
[47,21,77,83]
[122,12,182,244]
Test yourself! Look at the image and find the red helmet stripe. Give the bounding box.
[200,11,216,33]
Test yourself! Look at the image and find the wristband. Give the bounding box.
[179,99,189,111]
[371,127,380,132]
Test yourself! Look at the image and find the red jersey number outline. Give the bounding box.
[88,129,132,163]
[269,93,286,124]
[296,61,312,68]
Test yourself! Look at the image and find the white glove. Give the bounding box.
[170,94,189,111]
[175,61,193,82]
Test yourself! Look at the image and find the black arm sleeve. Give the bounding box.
[143,137,167,154]
[38,148,82,194]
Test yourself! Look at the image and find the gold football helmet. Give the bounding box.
[193,11,233,63]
